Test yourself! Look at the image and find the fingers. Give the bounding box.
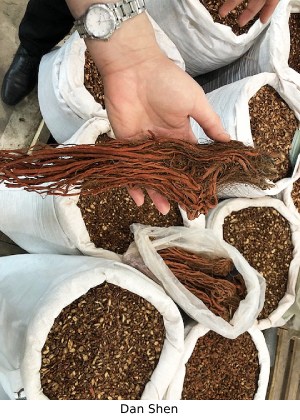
[219,0,278,27]
[219,0,243,18]
[191,94,230,143]
[258,1,279,24]
[237,0,267,27]
[128,187,170,215]
[127,187,145,206]
[193,113,230,143]
[146,188,170,215]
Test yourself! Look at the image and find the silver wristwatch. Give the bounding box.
[74,1,146,40]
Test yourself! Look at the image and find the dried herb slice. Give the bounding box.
[40,282,165,400]
[249,85,298,181]
[223,207,293,320]
[291,178,300,213]
[182,331,259,400]
[78,187,183,254]
[288,13,300,73]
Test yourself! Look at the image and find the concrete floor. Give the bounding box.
[0,1,50,256]
[0,0,27,136]
[0,0,43,148]
[0,4,28,400]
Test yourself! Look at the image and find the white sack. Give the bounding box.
[252,0,300,87]
[194,28,270,94]
[145,0,269,76]
[206,196,300,330]
[282,269,300,330]
[191,72,300,198]
[281,175,300,330]
[130,224,265,339]
[0,184,80,256]
[165,324,270,400]
[196,1,300,94]
[38,33,110,143]
[282,176,300,225]
[242,0,300,109]
[0,254,184,400]
[0,118,194,259]
[192,72,300,142]
[0,119,119,260]
[0,383,10,400]
[38,15,185,143]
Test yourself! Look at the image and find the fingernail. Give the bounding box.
[160,204,171,215]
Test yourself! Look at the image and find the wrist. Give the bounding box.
[85,13,164,76]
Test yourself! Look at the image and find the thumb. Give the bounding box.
[191,94,230,143]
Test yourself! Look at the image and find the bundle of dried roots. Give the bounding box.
[158,247,246,320]
[0,135,276,220]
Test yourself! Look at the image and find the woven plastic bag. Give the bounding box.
[263,0,300,89]
[0,383,9,400]
[145,0,270,76]
[38,32,110,143]
[282,269,300,331]
[0,254,184,400]
[190,72,300,199]
[0,119,120,259]
[206,196,300,330]
[196,0,300,94]
[0,117,196,258]
[282,176,300,225]
[165,323,270,400]
[280,178,300,330]
[126,224,265,339]
[192,72,300,142]
[38,14,185,143]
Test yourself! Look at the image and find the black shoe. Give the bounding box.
[1,45,42,106]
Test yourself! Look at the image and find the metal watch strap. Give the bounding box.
[75,22,87,38]
[75,1,146,38]
[108,0,146,24]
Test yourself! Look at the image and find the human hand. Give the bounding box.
[219,0,279,27]
[86,14,229,214]
[102,48,229,142]
[104,56,230,213]
[65,2,230,214]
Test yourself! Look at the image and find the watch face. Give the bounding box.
[85,5,116,39]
